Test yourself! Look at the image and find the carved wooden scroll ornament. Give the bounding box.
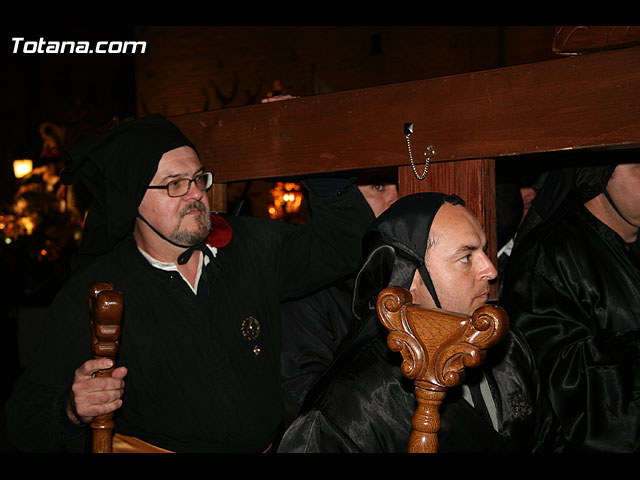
[376,286,509,453]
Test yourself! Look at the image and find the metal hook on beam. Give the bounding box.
[404,122,435,181]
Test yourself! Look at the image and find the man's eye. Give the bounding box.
[460,254,470,264]
[168,179,183,188]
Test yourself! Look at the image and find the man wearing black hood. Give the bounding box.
[500,160,640,452]
[278,192,544,453]
[279,168,398,428]
[5,115,375,453]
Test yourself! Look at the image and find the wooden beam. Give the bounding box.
[170,45,640,183]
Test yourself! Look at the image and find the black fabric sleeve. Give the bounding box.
[5,284,92,452]
[275,181,374,301]
[502,223,640,452]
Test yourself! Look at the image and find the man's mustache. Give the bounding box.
[179,201,207,219]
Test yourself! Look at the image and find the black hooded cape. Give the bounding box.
[500,162,640,452]
[279,192,454,428]
[278,193,545,453]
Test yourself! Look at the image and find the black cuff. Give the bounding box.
[58,391,87,437]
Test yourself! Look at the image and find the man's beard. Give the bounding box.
[170,200,211,246]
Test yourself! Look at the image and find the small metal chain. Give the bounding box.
[405,134,434,181]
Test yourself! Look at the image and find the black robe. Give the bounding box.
[5,184,374,453]
[277,314,545,453]
[501,202,640,452]
[280,277,356,428]
[277,192,546,453]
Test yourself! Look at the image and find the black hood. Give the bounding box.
[61,114,197,267]
[352,192,465,320]
[515,162,617,248]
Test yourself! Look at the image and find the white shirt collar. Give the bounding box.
[138,244,217,294]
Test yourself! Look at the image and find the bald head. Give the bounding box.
[409,203,497,316]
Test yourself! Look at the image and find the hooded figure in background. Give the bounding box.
[278,168,399,428]
[278,192,544,453]
[500,159,640,452]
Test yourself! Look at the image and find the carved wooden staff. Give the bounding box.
[89,282,123,453]
[376,286,509,453]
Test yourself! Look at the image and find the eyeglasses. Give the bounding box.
[147,171,214,197]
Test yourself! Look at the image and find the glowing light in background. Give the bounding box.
[13,159,33,178]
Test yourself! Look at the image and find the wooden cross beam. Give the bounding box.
[170,45,640,182]
[169,44,640,295]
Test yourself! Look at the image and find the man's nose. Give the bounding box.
[386,188,399,208]
[479,252,498,281]
[183,180,204,201]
